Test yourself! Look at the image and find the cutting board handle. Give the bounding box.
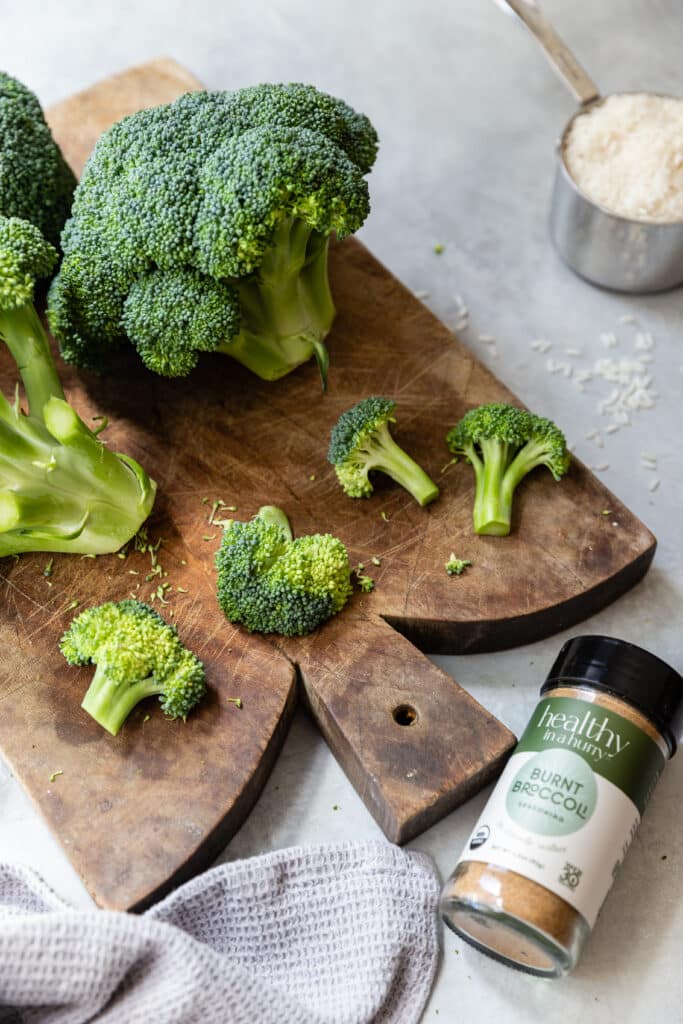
[296,613,516,843]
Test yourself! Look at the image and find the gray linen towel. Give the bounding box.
[0,841,440,1024]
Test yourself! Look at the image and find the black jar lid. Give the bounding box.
[542,635,683,755]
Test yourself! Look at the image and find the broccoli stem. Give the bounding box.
[257,505,293,541]
[504,438,562,488]
[473,439,514,536]
[0,303,65,417]
[0,396,157,556]
[362,422,439,507]
[81,663,163,736]
[471,438,560,536]
[219,217,335,389]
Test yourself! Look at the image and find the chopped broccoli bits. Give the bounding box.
[445,555,471,576]
[60,600,206,736]
[48,84,378,388]
[216,505,352,636]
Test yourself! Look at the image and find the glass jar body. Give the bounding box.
[441,684,668,976]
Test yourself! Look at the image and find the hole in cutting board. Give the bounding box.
[393,704,418,726]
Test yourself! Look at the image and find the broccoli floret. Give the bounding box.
[48,84,378,389]
[446,402,570,536]
[328,396,439,506]
[445,554,471,576]
[215,505,352,636]
[60,599,206,735]
[0,216,156,556]
[0,71,76,246]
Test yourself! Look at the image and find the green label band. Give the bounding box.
[515,696,665,815]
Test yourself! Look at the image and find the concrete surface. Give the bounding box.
[1,1,681,1020]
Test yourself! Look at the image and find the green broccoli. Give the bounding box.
[445,554,471,576]
[48,84,378,389]
[0,215,156,556]
[328,397,439,506]
[446,403,570,536]
[0,71,76,246]
[60,599,206,736]
[215,505,352,636]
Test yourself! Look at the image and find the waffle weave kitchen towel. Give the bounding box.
[0,841,440,1024]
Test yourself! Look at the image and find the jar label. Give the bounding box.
[460,696,665,928]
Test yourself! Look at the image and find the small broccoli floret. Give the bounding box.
[0,216,156,556]
[48,84,378,389]
[60,599,206,735]
[445,554,471,576]
[0,71,76,246]
[446,402,570,536]
[328,396,439,506]
[215,505,352,636]
[355,569,375,592]
[122,268,241,377]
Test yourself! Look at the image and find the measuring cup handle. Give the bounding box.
[496,0,600,106]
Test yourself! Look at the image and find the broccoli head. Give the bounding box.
[0,215,156,556]
[216,505,352,636]
[446,402,570,536]
[60,599,206,736]
[0,71,76,246]
[48,84,378,388]
[328,396,439,506]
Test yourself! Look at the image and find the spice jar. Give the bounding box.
[441,635,683,977]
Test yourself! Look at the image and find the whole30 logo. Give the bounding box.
[536,703,631,762]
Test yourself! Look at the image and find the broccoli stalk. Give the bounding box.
[328,396,439,506]
[60,600,206,736]
[0,216,156,556]
[222,219,334,388]
[256,503,294,540]
[446,403,570,536]
[216,505,352,636]
[0,287,65,417]
[80,661,172,735]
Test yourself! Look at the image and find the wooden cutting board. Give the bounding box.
[0,60,655,911]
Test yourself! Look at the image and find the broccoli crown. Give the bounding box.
[446,402,570,536]
[446,402,570,481]
[328,396,439,506]
[49,83,377,381]
[61,599,206,735]
[0,71,76,247]
[0,215,57,310]
[215,506,352,636]
[328,396,396,466]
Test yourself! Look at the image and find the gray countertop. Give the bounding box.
[1,1,681,1020]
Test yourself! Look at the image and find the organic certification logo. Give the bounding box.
[506,749,598,836]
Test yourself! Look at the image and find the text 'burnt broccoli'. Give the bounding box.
[48,84,378,389]
[0,71,76,246]
[446,402,570,536]
[328,396,439,506]
[60,600,206,736]
[216,505,352,636]
[0,215,156,556]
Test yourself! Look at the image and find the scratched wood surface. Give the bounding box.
[0,59,655,910]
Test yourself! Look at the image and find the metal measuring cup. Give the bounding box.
[498,0,683,293]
